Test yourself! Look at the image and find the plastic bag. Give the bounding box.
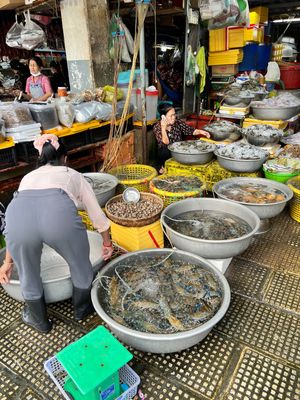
[121,20,134,55]
[94,102,113,121]
[20,11,46,50]
[199,0,227,21]
[6,17,23,49]
[185,46,198,86]
[208,0,240,30]
[236,0,250,27]
[56,101,75,128]
[74,102,98,123]
[102,86,123,103]
[265,62,280,82]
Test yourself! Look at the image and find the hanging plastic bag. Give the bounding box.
[198,0,227,21]
[118,20,131,62]
[6,16,23,49]
[185,46,198,87]
[121,20,134,55]
[20,11,46,50]
[108,14,119,60]
[208,0,240,30]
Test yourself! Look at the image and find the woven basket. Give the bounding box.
[105,192,164,227]
[287,176,300,223]
[149,174,205,207]
[108,164,157,193]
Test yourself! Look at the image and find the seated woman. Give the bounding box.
[153,103,210,173]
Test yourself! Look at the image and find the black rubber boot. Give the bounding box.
[22,297,53,333]
[73,287,94,321]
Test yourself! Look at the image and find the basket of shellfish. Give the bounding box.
[105,193,164,227]
[149,175,205,207]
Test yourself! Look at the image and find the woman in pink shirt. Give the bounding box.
[24,56,53,101]
[0,134,113,333]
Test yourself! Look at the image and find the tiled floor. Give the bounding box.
[0,209,299,400]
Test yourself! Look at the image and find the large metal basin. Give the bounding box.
[1,231,104,303]
[161,198,260,259]
[251,104,300,120]
[169,149,214,165]
[91,248,231,353]
[215,153,266,172]
[213,177,294,220]
[82,173,118,207]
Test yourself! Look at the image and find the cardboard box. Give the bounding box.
[211,64,238,76]
[0,0,24,10]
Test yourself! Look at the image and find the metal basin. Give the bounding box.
[83,173,119,207]
[91,248,231,353]
[169,149,214,165]
[161,198,260,259]
[215,153,266,172]
[0,231,104,303]
[251,104,300,120]
[213,177,294,220]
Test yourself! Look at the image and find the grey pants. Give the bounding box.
[4,189,93,300]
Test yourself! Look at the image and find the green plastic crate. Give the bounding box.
[56,326,133,400]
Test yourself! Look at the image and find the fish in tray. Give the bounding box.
[100,254,223,334]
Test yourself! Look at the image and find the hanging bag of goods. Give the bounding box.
[6,16,23,49]
[20,10,46,50]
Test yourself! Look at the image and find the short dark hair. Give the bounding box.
[37,139,67,167]
[157,103,174,117]
[29,56,44,69]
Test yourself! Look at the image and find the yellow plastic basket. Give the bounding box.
[110,220,164,251]
[287,177,300,223]
[149,174,205,207]
[108,164,157,193]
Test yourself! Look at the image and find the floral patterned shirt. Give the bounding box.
[153,119,194,148]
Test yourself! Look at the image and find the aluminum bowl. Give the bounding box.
[91,248,231,353]
[243,131,282,147]
[213,177,294,220]
[0,231,104,303]
[168,143,215,165]
[83,172,119,207]
[215,153,266,172]
[161,198,260,259]
[251,104,299,120]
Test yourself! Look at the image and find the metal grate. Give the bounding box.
[225,349,300,400]
[138,366,206,400]
[0,287,23,331]
[239,240,300,273]
[0,368,21,399]
[215,294,300,365]
[0,319,84,399]
[264,271,300,314]
[226,258,270,299]
[262,210,300,248]
[131,333,236,399]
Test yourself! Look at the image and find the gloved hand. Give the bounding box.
[0,261,13,284]
[102,243,114,261]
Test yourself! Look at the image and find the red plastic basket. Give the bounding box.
[280,63,300,90]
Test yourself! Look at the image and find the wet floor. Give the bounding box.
[0,209,299,400]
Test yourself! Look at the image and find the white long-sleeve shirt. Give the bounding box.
[19,165,110,233]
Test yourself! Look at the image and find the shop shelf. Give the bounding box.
[0,137,17,169]
[15,141,39,163]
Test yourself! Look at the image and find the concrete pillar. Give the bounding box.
[60,0,113,92]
